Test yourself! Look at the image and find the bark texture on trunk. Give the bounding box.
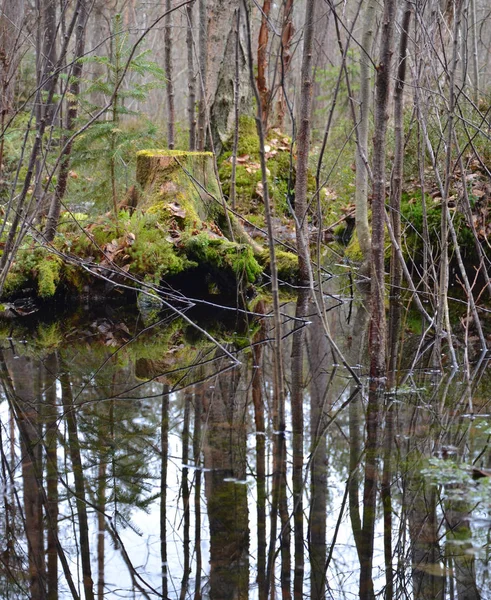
[294,0,317,284]
[355,0,378,263]
[197,0,207,150]
[257,0,272,129]
[276,0,294,130]
[208,1,251,154]
[164,0,175,149]
[186,1,197,150]
[0,0,25,174]
[45,0,87,242]
[362,1,397,598]
[388,2,412,385]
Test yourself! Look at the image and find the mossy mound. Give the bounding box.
[3,149,264,302]
[258,249,299,284]
[400,193,482,263]
[218,116,315,221]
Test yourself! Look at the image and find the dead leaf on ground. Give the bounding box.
[165,202,186,218]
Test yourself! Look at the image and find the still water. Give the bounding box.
[0,283,490,599]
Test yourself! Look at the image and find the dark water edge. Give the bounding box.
[0,284,490,600]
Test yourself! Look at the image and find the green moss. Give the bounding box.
[137,149,214,158]
[400,193,483,262]
[37,255,62,298]
[258,249,299,284]
[3,246,63,299]
[344,231,364,262]
[184,233,262,284]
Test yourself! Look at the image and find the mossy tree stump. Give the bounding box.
[136,149,262,295]
[136,150,222,225]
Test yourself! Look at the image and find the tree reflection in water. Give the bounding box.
[0,298,489,599]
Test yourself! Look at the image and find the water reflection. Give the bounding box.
[0,296,489,599]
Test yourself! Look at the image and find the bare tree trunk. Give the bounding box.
[434,0,464,366]
[388,2,412,386]
[369,0,396,386]
[186,1,197,150]
[362,1,396,598]
[45,0,88,242]
[165,0,175,149]
[276,0,294,130]
[209,1,250,155]
[0,0,83,293]
[355,0,378,264]
[230,7,241,210]
[469,0,479,103]
[0,0,26,177]
[243,3,286,596]
[294,0,317,284]
[197,0,207,150]
[257,0,271,129]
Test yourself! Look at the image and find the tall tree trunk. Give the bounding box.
[388,2,412,386]
[276,0,294,130]
[0,0,26,177]
[243,4,286,596]
[164,0,175,149]
[362,1,397,598]
[41,0,58,126]
[45,0,88,242]
[230,7,241,210]
[257,0,272,129]
[209,1,250,155]
[186,1,197,150]
[433,0,464,367]
[355,0,378,264]
[0,0,83,293]
[197,0,207,150]
[369,0,396,386]
[469,0,479,103]
[294,0,317,285]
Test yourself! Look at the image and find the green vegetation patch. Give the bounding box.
[258,249,299,284]
[218,116,314,219]
[184,233,262,284]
